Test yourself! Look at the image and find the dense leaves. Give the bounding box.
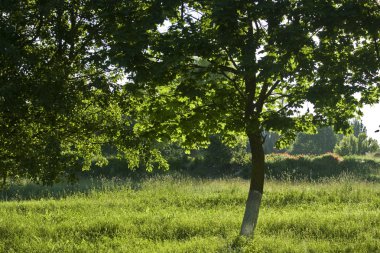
[0,1,129,184]
[100,0,380,146]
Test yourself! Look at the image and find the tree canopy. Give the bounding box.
[1,0,139,183]
[82,1,380,167]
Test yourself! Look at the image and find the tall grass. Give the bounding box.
[0,175,379,252]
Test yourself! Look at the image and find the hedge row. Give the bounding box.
[88,153,380,181]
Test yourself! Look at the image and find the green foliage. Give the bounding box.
[357,133,380,154]
[290,127,338,155]
[334,133,379,156]
[180,135,250,177]
[263,153,380,181]
[81,152,380,183]
[352,119,367,137]
[0,176,380,252]
[334,135,358,156]
[203,136,234,173]
[0,0,123,184]
[0,0,172,184]
[101,0,380,149]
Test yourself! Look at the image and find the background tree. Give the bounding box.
[99,0,380,237]
[334,133,379,156]
[352,119,367,137]
[203,135,234,173]
[333,134,359,156]
[0,0,136,184]
[290,127,337,155]
[262,131,284,154]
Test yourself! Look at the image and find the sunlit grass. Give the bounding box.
[0,175,379,252]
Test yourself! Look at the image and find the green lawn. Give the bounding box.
[0,176,379,252]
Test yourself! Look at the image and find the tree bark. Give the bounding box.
[240,132,265,237]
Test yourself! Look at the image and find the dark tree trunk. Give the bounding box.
[240,132,265,237]
[1,171,6,189]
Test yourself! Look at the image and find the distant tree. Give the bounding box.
[357,133,379,154]
[334,133,379,156]
[352,119,367,137]
[190,135,248,174]
[262,131,284,154]
[334,135,358,156]
[203,135,233,173]
[290,127,337,155]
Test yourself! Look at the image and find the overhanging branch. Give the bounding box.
[264,80,281,99]
[223,47,240,71]
[219,70,245,99]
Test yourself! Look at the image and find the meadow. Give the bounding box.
[0,172,379,253]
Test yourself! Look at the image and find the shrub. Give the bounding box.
[262,153,378,180]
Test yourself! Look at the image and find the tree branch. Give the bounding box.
[264,80,281,100]
[223,47,240,71]
[255,76,283,113]
[276,100,297,114]
[219,70,245,99]
[207,59,240,75]
[20,13,44,48]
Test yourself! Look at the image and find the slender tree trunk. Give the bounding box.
[1,171,6,189]
[240,132,265,237]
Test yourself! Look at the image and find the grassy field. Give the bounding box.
[0,174,379,253]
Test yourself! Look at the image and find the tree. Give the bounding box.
[99,0,380,237]
[0,0,132,184]
[333,134,359,156]
[290,127,337,155]
[203,135,234,173]
[352,119,367,137]
[334,133,379,156]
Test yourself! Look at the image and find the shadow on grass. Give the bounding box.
[0,176,145,202]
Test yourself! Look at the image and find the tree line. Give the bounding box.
[265,120,379,156]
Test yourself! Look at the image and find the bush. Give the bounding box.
[260,153,378,181]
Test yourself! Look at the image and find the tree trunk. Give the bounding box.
[240,133,265,237]
[1,171,6,189]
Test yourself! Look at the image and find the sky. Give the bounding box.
[362,103,380,142]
